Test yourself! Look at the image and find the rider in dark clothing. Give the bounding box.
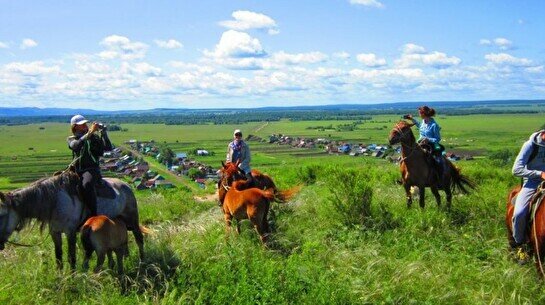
[67,115,112,216]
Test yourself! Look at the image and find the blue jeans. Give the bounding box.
[512,181,540,244]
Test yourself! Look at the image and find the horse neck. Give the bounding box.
[11,176,63,222]
[400,136,425,165]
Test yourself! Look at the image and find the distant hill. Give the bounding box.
[1,100,543,117]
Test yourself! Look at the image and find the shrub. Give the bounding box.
[188,168,205,180]
[488,148,516,166]
[296,165,319,185]
[327,169,373,227]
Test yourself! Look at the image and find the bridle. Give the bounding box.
[393,125,418,164]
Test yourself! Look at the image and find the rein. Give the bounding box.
[394,126,419,164]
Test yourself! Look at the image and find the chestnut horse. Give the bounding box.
[217,161,297,205]
[221,180,276,242]
[506,185,545,276]
[81,215,130,274]
[388,121,475,208]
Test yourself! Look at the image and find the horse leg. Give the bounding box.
[431,186,441,208]
[50,231,63,270]
[419,186,426,209]
[82,248,93,272]
[224,213,233,235]
[250,215,267,244]
[131,227,145,261]
[115,249,124,274]
[107,250,115,270]
[445,185,453,210]
[235,219,241,234]
[94,251,106,273]
[403,183,413,208]
[67,231,77,271]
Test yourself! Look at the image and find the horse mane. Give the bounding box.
[8,171,80,231]
[395,120,413,130]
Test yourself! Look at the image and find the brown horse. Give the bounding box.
[217,161,298,205]
[81,215,130,274]
[388,121,475,208]
[221,180,276,243]
[506,185,545,276]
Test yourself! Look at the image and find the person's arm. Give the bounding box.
[226,144,231,162]
[67,134,90,151]
[101,130,113,151]
[410,118,421,128]
[513,140,542,179]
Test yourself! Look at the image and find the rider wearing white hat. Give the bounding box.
[226,129,254,185]
[67,115,112,217]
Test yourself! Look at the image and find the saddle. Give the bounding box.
[511,182,545,223]
[95,179,117,199]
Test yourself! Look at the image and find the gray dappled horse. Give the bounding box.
[0,172,144,270]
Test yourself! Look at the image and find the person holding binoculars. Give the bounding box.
[67,114,112,217]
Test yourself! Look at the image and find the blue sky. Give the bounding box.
[0,0,544,110]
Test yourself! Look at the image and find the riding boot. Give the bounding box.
[80,170,99,217]
[434,155,443,181]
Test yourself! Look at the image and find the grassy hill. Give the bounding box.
[0,113,544,304]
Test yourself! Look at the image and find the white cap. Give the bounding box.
[234,129,242,136]
[70,114,88,125]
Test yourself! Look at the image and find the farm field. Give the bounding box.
[0,113,545,304]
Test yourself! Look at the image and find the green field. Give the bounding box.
[0,113,544,304]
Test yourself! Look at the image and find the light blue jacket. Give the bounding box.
[411,118,441,143]
[513,131,545,187]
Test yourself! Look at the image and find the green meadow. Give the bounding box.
[0,113,544,304]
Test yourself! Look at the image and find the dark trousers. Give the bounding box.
[78,169,100,216]
[245,171,255,188]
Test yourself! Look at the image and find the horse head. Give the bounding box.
[0,191,21,250]
[388,121,416,145]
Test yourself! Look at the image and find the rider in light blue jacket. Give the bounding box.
[511,130,545,262]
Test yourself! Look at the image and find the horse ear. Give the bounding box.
[408,123,415,127]
[221,161,226,168]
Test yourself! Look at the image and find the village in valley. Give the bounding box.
[100,139,218,191]
[98,133,474,191]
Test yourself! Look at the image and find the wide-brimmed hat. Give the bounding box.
[70,114,88,125]
[233,129,242,136]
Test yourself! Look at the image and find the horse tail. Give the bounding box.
[261,188,276,201]
[274,184,303,203]
[448,161,476,194]
[139,225,151,235]
[80,225,94,254]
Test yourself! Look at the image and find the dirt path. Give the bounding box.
[254,122,269,133]
[194,193,218,203]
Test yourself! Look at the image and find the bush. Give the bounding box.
[296,165,319,185]
[488,148,516,166]
[327,169,373,227]
[188,168,205,180]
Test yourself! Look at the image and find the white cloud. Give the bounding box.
[494,37,512,50]
[333,52,350,59]
[99,35,148,60]
[4,61,60,76]
[356,53,386,67]
[271,51,328,65]
[402,43,426,54]
[219,10,279,34]
[526,66,544,73]
[485,53,532,66]
[204,30,266,59]
[0,41,8,49]
[20,38,38,49]
[480,37,514,50]
[154,39,183,49]
[397,51,461,68]
[349,0,385,8]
